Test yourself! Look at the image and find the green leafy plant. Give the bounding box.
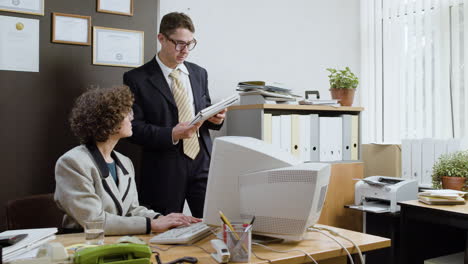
[326,67,359,89]
[432,150,468,189]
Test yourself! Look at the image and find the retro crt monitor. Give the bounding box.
[203,136,331,241]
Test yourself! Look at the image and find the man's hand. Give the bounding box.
[151,213,201,233]
[207,108,227,125]
[172,121,203,141]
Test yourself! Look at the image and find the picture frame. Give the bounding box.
[0,0,44,16]
[93,26,144,68]
[52,13,91,46]
[97,0,133,16]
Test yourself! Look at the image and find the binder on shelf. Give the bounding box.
[280,115,292,154]
[331,117,343,161]
[319,117,342,161]
[401,139,412,180]
[421,139,435,188]
[434,139,447,163]
[291,115,300,158]
[263,113,272,144]
[309,114,320,162]
[342,115,352,160]
[299,115,311,162]
[411,139,422,183]
[351,115,359,160]
[446,138,461,154]
[271,115,281,150]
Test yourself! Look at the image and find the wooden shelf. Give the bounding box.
[229,104,364,112]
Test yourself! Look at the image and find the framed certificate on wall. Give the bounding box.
[93,26,144,68]
[52,13,91,45]
[97,0,133,16]
[0,0,44,16]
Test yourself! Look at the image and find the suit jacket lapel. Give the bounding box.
[185,62,202,112]
[147,58,177,108]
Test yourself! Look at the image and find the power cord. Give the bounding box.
[313,225,364,264]
[308,226,364,264]
[252,242,318,264]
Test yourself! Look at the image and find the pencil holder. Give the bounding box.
[225,224,251,263]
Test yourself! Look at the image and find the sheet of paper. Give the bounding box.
[0,0,42,15]
[0,15,39,72]
[55,15,89,43]
[99,0,131,14]
[94,27,143,67]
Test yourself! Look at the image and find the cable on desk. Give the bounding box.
[252,242,318,264]
[150,244,211,255]
[251,248,273,263]
[309,226,364,264]
[307,227,361,264]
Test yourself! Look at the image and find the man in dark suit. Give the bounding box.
[123,12,225,218]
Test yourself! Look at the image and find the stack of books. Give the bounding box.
[237,81,299,104]
[418,189,466,205]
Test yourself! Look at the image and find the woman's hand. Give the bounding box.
[150,213,202,233]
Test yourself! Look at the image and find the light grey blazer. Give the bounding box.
[54,144,159,235]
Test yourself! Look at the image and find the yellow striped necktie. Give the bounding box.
[169,69,200,160]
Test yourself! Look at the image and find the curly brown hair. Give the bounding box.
[70,86,134,144]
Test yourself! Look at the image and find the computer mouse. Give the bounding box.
[116,236,146,244]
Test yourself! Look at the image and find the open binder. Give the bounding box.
[189,94,239,125]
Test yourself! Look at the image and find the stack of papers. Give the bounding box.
[298,99,340,107]
[1,228,57,262]
[418,189,466,205]
[237,81,291,93]
[237,81,300,105]
[189,94,239,125]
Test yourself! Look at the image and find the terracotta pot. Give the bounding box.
[441,176,466,191]
[330,88,356,106]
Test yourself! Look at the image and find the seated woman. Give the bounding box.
[54,86,199,235]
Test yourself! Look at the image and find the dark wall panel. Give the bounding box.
[0,0,158,231]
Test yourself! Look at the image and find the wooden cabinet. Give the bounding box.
[318,162,363,232]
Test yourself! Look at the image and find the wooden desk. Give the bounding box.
[54,225,389,264]
[399,200,468,264]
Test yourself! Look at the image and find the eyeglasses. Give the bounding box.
[164,34,197,51]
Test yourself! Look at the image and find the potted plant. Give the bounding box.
[326,67,359,106]
[432,150,468,190]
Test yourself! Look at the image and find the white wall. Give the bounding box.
[158,0,361,136]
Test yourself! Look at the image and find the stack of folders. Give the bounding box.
[237,81,299,105]
[418,189,466,205]
[263,113,359,162]
[1,228,57,262]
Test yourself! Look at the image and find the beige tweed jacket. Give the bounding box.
[54,144,159,235]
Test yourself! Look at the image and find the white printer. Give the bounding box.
[354,176,418,213]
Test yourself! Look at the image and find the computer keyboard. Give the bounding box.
[149,222,212,244]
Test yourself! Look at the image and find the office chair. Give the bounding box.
[6,193,64,231]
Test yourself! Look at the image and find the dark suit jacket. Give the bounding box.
[123,57,222,211]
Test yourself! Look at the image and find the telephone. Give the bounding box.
[73,243,152,264]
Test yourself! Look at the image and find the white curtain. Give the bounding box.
[361,0,467,146]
